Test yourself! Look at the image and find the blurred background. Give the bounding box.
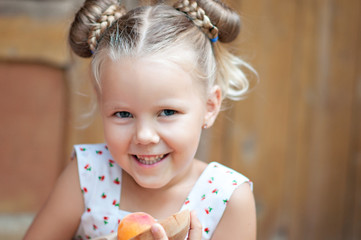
[0,0,360,239]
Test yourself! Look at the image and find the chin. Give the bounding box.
[134,175,171,189]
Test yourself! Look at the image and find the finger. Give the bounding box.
[151,223,168,240]
[187,211,202,240]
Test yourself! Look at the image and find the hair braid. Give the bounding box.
[88,4,126,52]
[174,0,218,40]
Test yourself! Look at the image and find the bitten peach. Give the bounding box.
[117,212,156,240]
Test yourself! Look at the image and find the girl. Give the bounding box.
[24,0,256,239]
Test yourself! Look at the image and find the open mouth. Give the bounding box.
[133,153,169,165]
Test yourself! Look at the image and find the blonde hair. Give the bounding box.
[69,0,255,101]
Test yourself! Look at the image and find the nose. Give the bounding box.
[133,120,160,145]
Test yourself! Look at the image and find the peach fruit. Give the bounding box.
[117,212,156,240]
[117,210,190,240]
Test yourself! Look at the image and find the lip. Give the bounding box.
[132,153,169,168]
[136,154,165,160]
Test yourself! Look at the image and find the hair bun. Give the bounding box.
[197,0,241,43]
[69,0,125,58]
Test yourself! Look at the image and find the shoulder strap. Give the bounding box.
[180,162,252,239]
[74,143,123,238]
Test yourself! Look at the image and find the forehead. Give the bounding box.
[98,56,206,101]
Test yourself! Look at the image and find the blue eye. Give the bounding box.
[160,109,177,116]
[114,111,133,118]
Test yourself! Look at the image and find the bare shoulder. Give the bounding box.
[24,157,84,240]
[211,182,256,240]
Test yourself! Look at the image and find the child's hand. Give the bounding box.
[187,211,202,240]
[150,223,168,240]
[150,211,202,240]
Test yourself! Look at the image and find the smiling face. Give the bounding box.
[98,56,220,189]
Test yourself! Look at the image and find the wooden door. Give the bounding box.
[0,62,67,213]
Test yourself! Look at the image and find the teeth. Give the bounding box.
[136,154,165,165]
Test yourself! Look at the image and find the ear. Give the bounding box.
[203,85,222,128]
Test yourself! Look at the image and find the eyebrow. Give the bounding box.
[102,102,131,110]
[154,99,189,109]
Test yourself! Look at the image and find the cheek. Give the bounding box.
[103,124,134,165]
[161,120,203,151]
[103,121,132,147]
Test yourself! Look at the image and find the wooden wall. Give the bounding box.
[209,0,361,239]
[0,0,360,239]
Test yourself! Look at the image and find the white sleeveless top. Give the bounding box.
[73,143,252,240]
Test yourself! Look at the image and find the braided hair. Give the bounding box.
[69,0,255,100]
[174,0,219,41]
